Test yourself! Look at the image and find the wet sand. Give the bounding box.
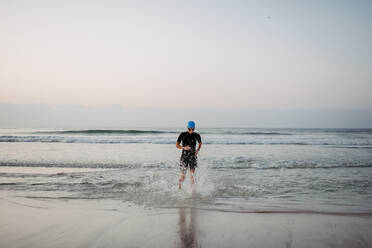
[0,191,371,248]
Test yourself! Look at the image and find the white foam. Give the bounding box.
[0,166,110,174]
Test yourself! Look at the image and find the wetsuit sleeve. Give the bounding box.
[197,134,201,143]
[177,133,183,143]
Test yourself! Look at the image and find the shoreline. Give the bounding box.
[1,191,371,248]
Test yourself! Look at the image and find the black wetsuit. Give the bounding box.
[177,131,202,169]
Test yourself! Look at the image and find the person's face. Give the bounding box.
[188,128,194,133]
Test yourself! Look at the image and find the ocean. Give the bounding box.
[1,127,372,214]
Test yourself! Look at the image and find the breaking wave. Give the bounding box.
[32,129,292,136]
[33,129,175,135]
[1,135,371,145]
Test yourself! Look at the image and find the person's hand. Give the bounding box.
[183,146,191,151]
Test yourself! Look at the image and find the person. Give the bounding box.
[176,121,202,189]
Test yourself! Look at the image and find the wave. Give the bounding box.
[31,129,293,136]
[2,162,371,213]
[1,135,371,146]
[221,131,291,135]
[158,206,372,216]
[0,182,19,185]
[4,177,371,214]
[320,128,372,134]
[210,163,372,170]
[33,129,176,135]
[1,160,372,170]
[208,156,372,169]
[0,161,138,169]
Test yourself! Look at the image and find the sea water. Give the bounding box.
[0,127,371,213]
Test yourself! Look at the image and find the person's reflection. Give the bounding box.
[178,207,198,248]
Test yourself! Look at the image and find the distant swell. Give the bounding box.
[222,131,291,135]
[32,130,291,135]
[34,129,175,134]
[1,135,372,146]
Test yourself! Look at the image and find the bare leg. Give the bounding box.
[190,168,195,187]
[179,169,186,189]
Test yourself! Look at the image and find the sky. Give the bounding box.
[0,0,372,127]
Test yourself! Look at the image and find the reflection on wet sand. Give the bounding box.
[178,207,198,248]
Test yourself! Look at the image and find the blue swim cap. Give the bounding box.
[187,121,195,128]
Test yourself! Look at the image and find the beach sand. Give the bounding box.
[0,191,371,248]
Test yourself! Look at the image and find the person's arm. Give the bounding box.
[176,142,183,149]
[196,142,202,152]
[196,134,202,154]
[176,133,183,149]
[176,142,191,150]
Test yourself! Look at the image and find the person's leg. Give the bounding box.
[179,168,186,189]
[179,155,187,189]
[190,168,195,185]
[190,154,197,186]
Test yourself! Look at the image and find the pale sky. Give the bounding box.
[0,0,371,110]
